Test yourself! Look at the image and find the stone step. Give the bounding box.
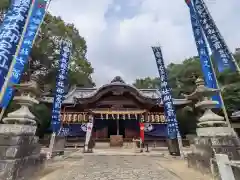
[95,142,110,148]
[94,142,136,149]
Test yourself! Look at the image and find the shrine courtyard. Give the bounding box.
[35,149,211,180]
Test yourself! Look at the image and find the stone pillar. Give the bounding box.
[0,75,45,180]
[184,78,240,175]
[48,133,66,158]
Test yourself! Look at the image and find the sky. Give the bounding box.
[48,0,240,86]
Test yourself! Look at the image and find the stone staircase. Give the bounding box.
[94,142,135,149]
[95,142,110,149]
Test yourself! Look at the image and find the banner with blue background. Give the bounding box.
[192,0,238,72]
[152,47,179,139]
[51,39,72,133]
[0,0,31,92]
[186,0,221,108]
[144,123,167,138]
[1,0,48,108]
[59,124,86,137]
[57,122,167,137]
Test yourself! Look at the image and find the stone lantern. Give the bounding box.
[183,78,230,136]
[231,111,240,121]
[0,74,45,180]
[2,74,40,125]
[184,78,240,174]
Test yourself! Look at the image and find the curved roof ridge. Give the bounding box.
[64,85,77,99]
[79,83,148,99]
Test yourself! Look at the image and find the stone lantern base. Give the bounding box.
[196,126,235,137]
[50,136,66,157]
[0,124,46,180]
[187,127,240,176]
[167,139,180,156]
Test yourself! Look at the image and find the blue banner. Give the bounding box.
[192,0,238,72]
[0,0,31,92]
[51,39,72,133]
[57,123,167,137]
[186,0,221,107]
[58,124,87,137]
[1,0,48,108]
[144,123,167,137]
[152,47,179,139]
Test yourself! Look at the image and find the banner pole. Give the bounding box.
[177,132,184,159]
[47,132,56,159]
[232,55,240,74]
[0,0,36,107]
[187,0,232,128]
[152,46,184,157]
[0,0,51,118]
[209,56,232,128]
[0,108,6,122]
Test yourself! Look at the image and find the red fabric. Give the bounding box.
[139,122,144,142]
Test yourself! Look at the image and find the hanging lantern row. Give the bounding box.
[60,112,166,123]
[60,113,89,123]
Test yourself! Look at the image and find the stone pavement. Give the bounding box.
[82,147,192,158]
[37,150,212,180]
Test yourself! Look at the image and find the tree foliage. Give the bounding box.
[0,2,95,135]
[28,13,95,89]
[1,1,95,89]
[133,77,159,89]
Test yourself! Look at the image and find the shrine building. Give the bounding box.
[40,76,190,144]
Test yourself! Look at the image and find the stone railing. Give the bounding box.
[215,154,240,180]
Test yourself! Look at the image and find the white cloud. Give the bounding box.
[49,0,240,86]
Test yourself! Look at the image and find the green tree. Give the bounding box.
[0,2,95,134]
[133,77,159,89]
[217,54,240,113]
[28,13,95,89]
[132,54,240,135]
[133,57,202,98]
[1,1,95,89]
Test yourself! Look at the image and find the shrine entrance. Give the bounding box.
[91,109,145,143]
[107,120,117,137]
[106,119,126,138]
[51,76,190,147]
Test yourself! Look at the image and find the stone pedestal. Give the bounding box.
[211,135,240,160]
[188,133,240,175]
[0,75,46,180]
[51,136,65,156]
[183,78,240,176]
[0,124,46,180]
[167,139,180,156]
[110,135,123,147]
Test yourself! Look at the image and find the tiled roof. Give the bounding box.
[40,76,191,106]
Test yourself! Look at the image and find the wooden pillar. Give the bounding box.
[144,112,148,123]
[116,119,119,135]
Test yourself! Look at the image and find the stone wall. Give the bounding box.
[187,135,240,179]
[0,125,46,180]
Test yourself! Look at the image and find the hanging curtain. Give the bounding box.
[144,124,167,138]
